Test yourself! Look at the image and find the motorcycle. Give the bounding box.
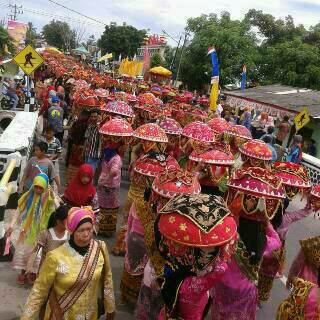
[0,93,14,110]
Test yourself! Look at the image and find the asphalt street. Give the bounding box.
[0,157,319,319]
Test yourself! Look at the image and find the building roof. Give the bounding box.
[225,84,320,118]
[73,45,89,55]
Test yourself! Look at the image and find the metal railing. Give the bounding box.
[0,152,22,261]
[302,153,320,185]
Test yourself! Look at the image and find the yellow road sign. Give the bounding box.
[13,45,44,75]
[294,107,310,131]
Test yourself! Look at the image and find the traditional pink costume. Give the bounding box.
[211,167,285,319]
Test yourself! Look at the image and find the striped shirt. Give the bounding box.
[41,137,62,156]
[84,124,101,159]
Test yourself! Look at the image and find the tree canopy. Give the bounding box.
[177,10,320,91]
[0,25,15,56]
[25,22,38,47]
[179,12,259,90]
[42,20,77,51]
[98,24,147,58]
[150,52,164,68]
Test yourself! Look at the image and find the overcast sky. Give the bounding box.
[2,0,320,44]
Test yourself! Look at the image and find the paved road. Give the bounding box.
[0,157,319,319]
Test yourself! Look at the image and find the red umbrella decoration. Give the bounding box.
[182,121,214,142]
[99,118,133,149]
[188,142,234,186]
[239,140,272,168]
[226,167,285,221]
[100,118,133,137]
[226,124,252,154]
[134,123,168,142]
[74,79,89,89]
[94,88,109,98]
[159,117,182,135]
[182,121,215,153]
[208,118,232,137]
[103,101,134,118]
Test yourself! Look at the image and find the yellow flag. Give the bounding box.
[209,76,219,111]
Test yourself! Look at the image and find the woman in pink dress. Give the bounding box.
[155,194,237,320]
[135,168,201,320]
[120,151,179,305]
[211,167,286,320]
[286,185,320,288]
[97,147,124,237]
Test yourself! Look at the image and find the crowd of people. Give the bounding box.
[2,52,320,320]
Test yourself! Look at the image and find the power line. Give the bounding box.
[47,0,106,26]
[162,29,180,45]
[23,7,104,28]
[8,4,23,21]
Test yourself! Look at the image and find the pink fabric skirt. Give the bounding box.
[12,242,40,273]
[210,257,258,320]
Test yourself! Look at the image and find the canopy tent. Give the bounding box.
[97,53,113,62]
[73,45,89,55]
[36,47,62,54]
[149,66,172,77]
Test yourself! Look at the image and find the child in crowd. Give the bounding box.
[41,126,62,176]
[35,204,70,270]
[6,173,54,285]
[19,141,61,193]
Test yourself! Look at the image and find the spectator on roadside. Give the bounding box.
[47,96,64,145]
[260,126,275,144]
[287,135,303,164]
[307,139,317,157]
[3,77,19,109]
[240,106,252,130]
[262,135,277,162]
[275,115,290,146]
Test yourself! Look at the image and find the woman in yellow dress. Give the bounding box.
[21,207,116,320]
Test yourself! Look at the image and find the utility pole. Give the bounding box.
[175,32,189,87]
[8,4,23,21]
[170,35,182,71]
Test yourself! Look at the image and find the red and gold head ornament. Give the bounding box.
[239,139,272,168]
[133,123,168,143]
[272,162,311,199]
[134,153,179,178]
[188,142,234,186]
[158,193,237,248]
[226,167,285,221]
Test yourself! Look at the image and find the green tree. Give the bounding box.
[0,25,15,56]
[25,22,38,46]
[86,34,96,47]
[150,52,164,67]
[98,23,147,58]
[260,39,320,89]
[42,20,76,51]
[246,10,320,89]
[246,9,307,46]
[179,12,260,90]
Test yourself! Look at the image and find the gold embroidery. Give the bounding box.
[179,223,187,231]
[168,216,176,224]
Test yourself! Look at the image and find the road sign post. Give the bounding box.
[12,45,44,112]
[294,107,310,131]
